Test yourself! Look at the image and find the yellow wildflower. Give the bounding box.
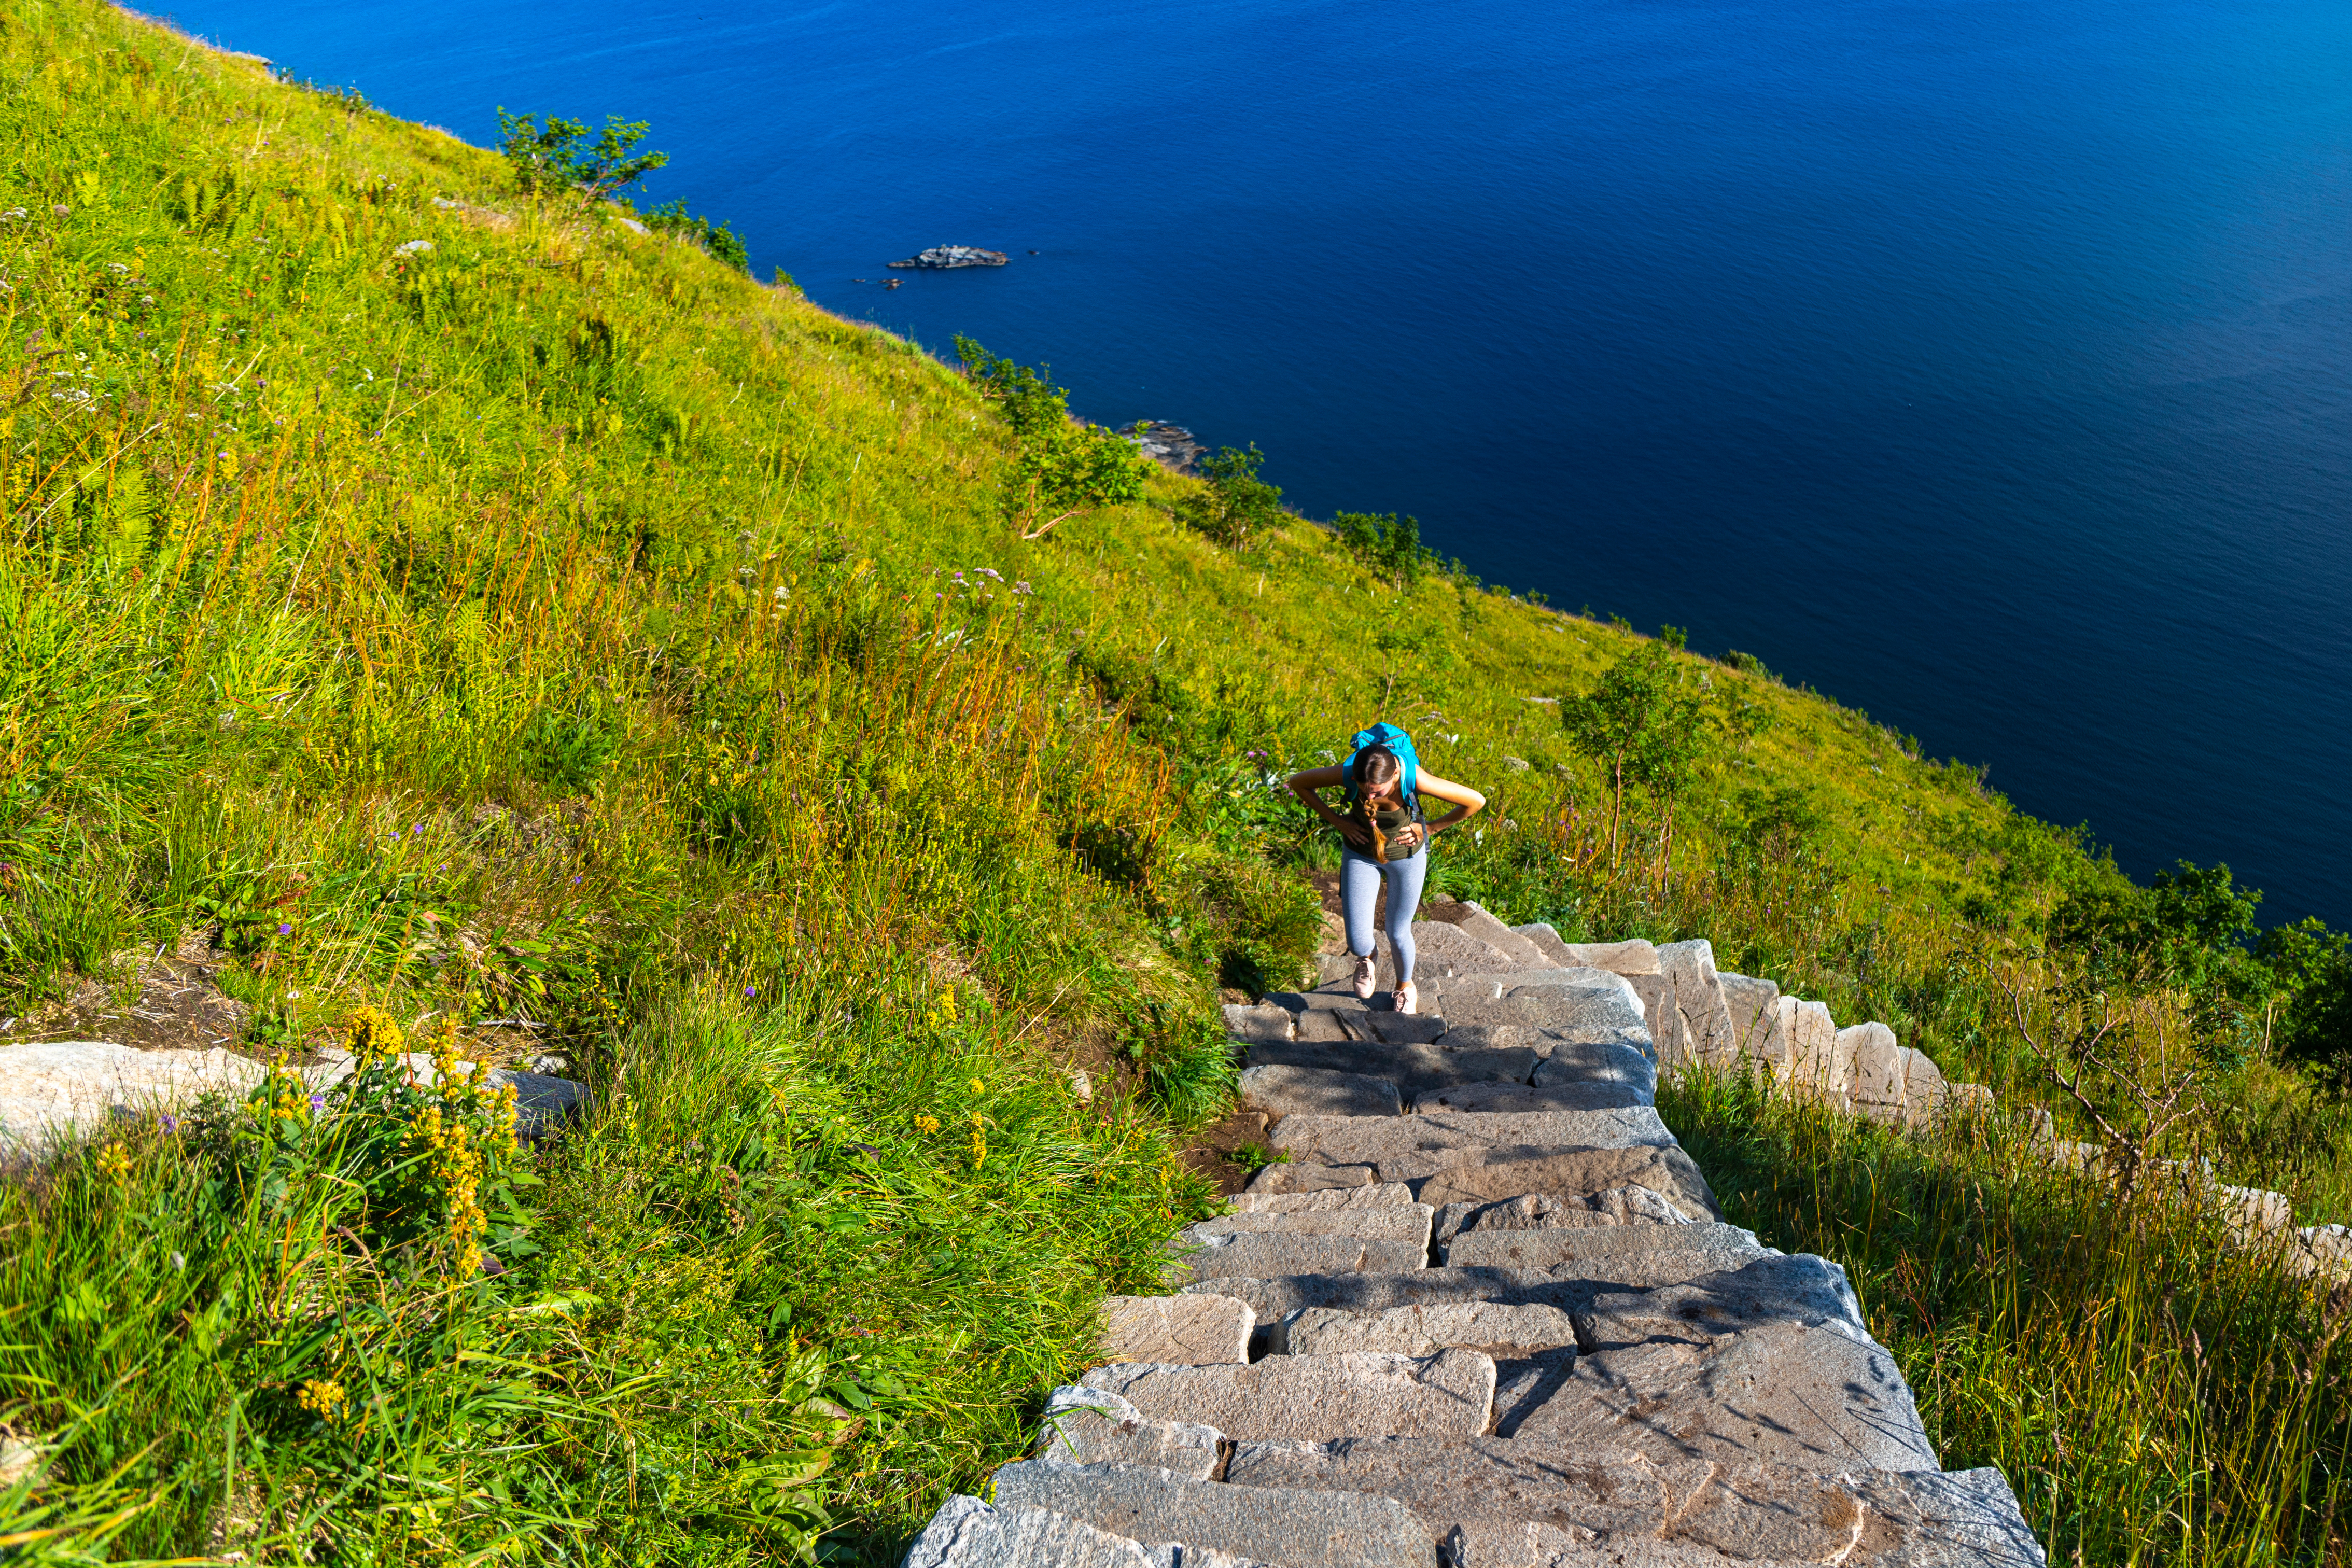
[969,1128,986,1168]
[342,1005,404,1062]
[914,1114,941,1134]
[297,1378,347,1421]
[968,1077,986,1096]
[93,1141,132,1181]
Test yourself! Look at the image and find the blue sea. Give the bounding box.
[171,0,2352,927]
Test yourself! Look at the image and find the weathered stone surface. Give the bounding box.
[1360,1011,1451,1045]
[1275,1303,1580,1357]
[1902,1046,1951,1117]
[1239,1064,1401,1121]
[989,1461,1432,1568]
[1843,1023,1906,1107]
[1559,940,1660,975]
[1248,1037,1543,1096]
[1412,921,1522,977]
[0,1041,263,1151]
[900,1494,1159,1567]
[1779,998,1846,1098]
[1658,940,1737,1065]
[1293,1008,1356,1043]
[1186,1267,1609,1327]
[1717,972,1783,1063]
[1268,1108,1676,1170]
[1222,1004,1295,1046]
[1169,1230,1424,1283]
[1437,991,1647,1035]
[1527,1041,1657,1093]
[1231,1182,1418,1215]
[1944,1081,1995,1119]
[1224,1442,2045,1567]
[1099,1294,1253,1366]
[2218,1184,2292,1238]
[1442,1221,1763,1271]
[1409,1081,1649,1115]
[1573,1253,1869,1347]
[1083,1349,1496,1443]
[1036,1387,1221,1478]
[1501,1321,1937,1471]
[1441,903,1556,970]
[1434,1186,1693,1242]
[1509,923,1579,968]
[1242,1161,1375,1195]
[1626,974,1685,1066]
[1405,1143,1721,1222]
[1192,1205,1433,1248]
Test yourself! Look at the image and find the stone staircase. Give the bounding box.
[901,909,2047,1567]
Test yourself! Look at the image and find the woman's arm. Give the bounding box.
[1286,765,1373,849]
[1409,769,1486,839]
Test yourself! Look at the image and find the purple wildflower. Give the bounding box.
[744,985,758,998]
[158,1111,178,1134]
[307,1092,326,1114]
[276,922,292,935]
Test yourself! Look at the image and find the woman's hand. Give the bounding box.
[1337,817,1375,850]
[1390,823,1426,853]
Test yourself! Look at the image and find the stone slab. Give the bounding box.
[1246,1039,1542,1095]
[1082,1349,1496,1443]
[1508,923,1579,968]
[1405,1143,1722,1222]
[1184,1267,1612,1331]
[1559,939,1660,975]
[1444,903,1556,970]
[1658,939,1736,1063]
[1224,1441,2044,1567]
[1434,1186,1695,1242]
[1502,1320,1937,1471]
[1238,1064,1402,1121]
[1241,1161,1375,1195]
[1268,1107,1676,1169]
[1192,1205,1434,1247]
[1780,998,1846,1098]
[1843,1023,1905,1107]
[1275,1303,1580,1358]
[990,1461,1432,1568]
[1222,1004,1295,1046]
[901,1494,1161,1567]
[1715,971,1783,1063]
[1436,992,1648,1035]
[1361,1011,1451,1045]
[1527,1039,1657,1090]
[1170,1230,1425,1283]
[1411,1082,1649,1115]
[0,1041,265,1152]
[1099,1294,1254,1366]
[1231,1182,1419,1215]
[1442,1221,1763,1270]
[1573,1253,1869,1346]
[1037,1387,1222,1478]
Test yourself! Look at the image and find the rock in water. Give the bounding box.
[887,245,1009,269]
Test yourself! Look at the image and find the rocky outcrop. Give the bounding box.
[888,245,1008,269]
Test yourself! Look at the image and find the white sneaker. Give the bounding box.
[1351,954,1378,1000]
[1393,981,1418,1015]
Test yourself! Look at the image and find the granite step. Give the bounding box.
[1191,1204,1434,1249]
[1433,1187,1698,1242]
[1408,1081,1650,1115]
[898,1494,1196,1567]
[1244,1039,1542,1097]
[1170,1229,1427,1284]
[1439,1220,1763,1270]
[1036,1386,1223,1479]
[1223,1439,2043,1566]
[1231,1182,1420,1214]
[1267,1107,1677,1171]
[1098,1294,1255,1366]
[1268,1302,1581,1357]
[1082,1349,1496,1443]
[1238,1063,1403,1121]
[1405,1143,1720,1220]
[989,1461,1432,1568]
[1496,1318,1937,1471]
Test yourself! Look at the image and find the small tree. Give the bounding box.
[497,110,669,201]
[643,199,750,274]
[954,337,1151,535]
[1182,444,1284,551]
[1560,642,1708,874]
[1334,511,1429,588]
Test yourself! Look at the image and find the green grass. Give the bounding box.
[4,0,2351,1559]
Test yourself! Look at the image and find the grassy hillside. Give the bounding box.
[4,1,2350,1560]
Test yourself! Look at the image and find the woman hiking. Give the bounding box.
[1288,725,1486,1015]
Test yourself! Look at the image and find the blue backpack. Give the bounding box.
[1344,723,1421,806]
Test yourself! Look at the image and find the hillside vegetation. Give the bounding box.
[4,1,2350,1560]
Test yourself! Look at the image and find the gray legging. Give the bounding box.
[1341,845,1429,982]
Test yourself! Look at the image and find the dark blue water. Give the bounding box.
[173,0,2352,927]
